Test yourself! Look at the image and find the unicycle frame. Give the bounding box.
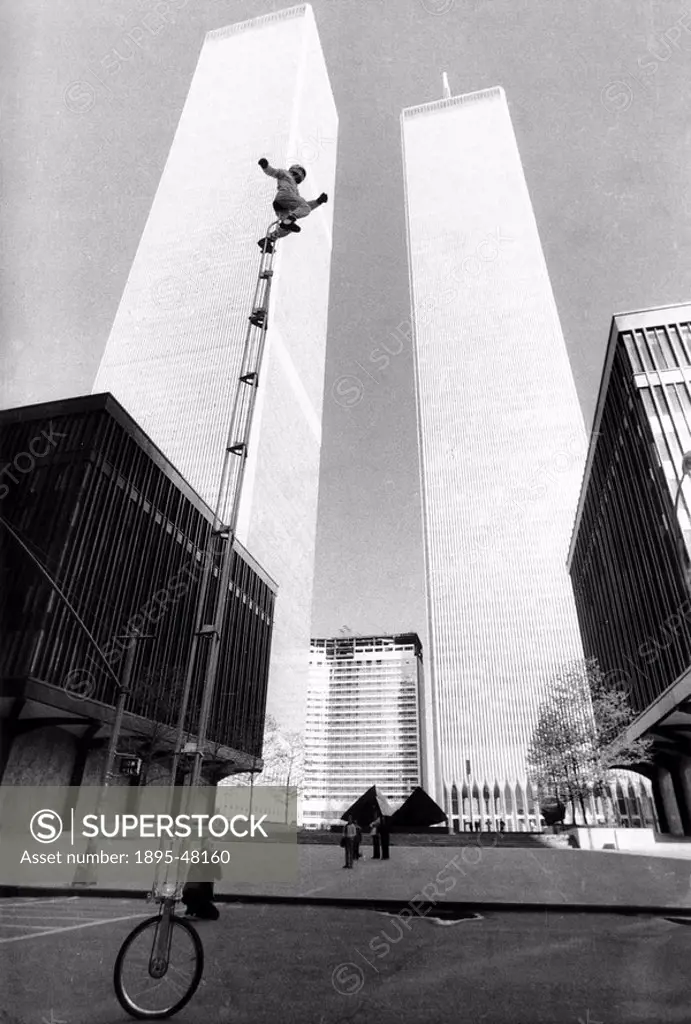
[148,885,181,977]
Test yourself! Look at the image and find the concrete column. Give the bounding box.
[657,766,685,836]
[676,759,691,836]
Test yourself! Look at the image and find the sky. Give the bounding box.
[2,0,691,650]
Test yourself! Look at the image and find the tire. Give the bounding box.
[114,914,204,1020]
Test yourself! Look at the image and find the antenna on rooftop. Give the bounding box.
[442,72,451,99]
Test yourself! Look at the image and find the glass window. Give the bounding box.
[645,327,668,369]
[679,323,691,360]
[622,332,643,373]
[641,390,662,437]
[668,325,691,367]
[664,388,691,453]
[636,330,655,372]
[653,327,676,368]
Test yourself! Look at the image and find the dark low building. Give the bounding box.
[567,304,691,834]
[0,393,276,786]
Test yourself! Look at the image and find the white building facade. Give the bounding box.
[303,635,423,827]
[93,6,337,737]
[401,87,586,830]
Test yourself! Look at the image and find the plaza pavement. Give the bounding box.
[213,841,691,911]
[2,901,690,1024]
[3,839,691,912]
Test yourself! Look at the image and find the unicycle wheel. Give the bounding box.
[114,913,204,1019]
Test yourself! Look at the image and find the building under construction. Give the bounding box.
[303,633,424,826]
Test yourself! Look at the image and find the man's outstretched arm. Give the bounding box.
[258,157,281,179]
[307,193,329,210]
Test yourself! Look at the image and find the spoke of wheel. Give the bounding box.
[129,972,188,1005]
[166,960,196,981]
[134,972,188,999]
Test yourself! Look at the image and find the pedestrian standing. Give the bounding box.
[342,816,357,869]
[370,817,381,859]
[379,815,391,861]
[354,823,362,861]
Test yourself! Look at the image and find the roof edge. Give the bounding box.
[205,5,310,42]
[0,392,278,593]
[402,86,505,121]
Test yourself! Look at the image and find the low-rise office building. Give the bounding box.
[0,393,276,787]
[568,304,691,834]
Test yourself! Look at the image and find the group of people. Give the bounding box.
[342,814,390,868]
[465,819,506,833]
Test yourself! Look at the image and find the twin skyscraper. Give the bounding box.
[93,5,585,827]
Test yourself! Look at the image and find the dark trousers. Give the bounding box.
[344,838,354,868]
[380,832,390,860]
[183,881,219,920]
[371,835,381,859]
[272,198,311,220]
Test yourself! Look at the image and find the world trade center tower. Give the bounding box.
[93,6,338,738]
[401,86,585,829]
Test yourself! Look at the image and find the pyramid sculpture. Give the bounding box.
[340,785,394,827]
[389,786,447,827]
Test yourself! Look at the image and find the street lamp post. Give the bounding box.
[72,629,156,886]
[71,633,141,887]
[101,634,139,786]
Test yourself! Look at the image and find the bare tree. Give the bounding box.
[221,715,304,822]
[255,718,304,824]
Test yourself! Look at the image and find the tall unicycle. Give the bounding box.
[113,221,280,1017]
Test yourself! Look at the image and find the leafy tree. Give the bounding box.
[526,658,652,825]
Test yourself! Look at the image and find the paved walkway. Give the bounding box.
[4,839,691,910]
[214,842,691,910]
[2,903,691,1023]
